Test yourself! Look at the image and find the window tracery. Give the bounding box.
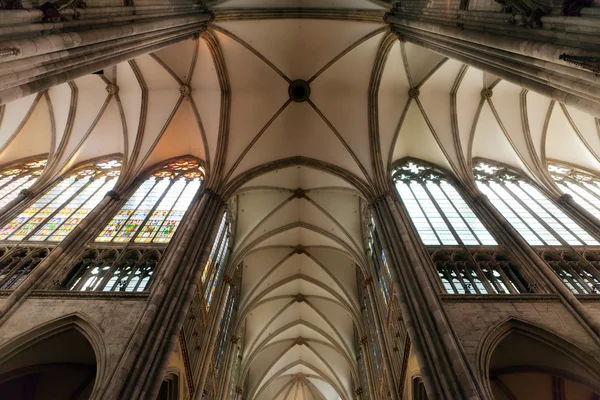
[213,269,240,378]
[0,158,46,209]
[474,160,598,246]
[548,162,600,221]
[393,161,496,246]
[63,158,204,293]
[203,215,231,311]
[96,159,203,244]
[0,158,120,242]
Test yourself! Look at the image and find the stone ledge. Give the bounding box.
[28,290,149,300]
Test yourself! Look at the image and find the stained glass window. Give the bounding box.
[549,162,600,222]
[202,214,228,284]
[393,161,497,246]
[96,159,204,244]
[0,158,47,209]
[367,218,393,313]
[205,232,231,311]
[474,161,598,246]
[0,159,120,242]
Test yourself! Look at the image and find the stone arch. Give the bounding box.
[477,318,600,399]
[158,369,181,400]
[0,313,107,400]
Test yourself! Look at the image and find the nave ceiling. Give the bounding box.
[0,0,599,398]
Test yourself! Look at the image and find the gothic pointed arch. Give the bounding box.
[477,318,600,400]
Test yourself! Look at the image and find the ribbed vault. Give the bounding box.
[1,0,599,398]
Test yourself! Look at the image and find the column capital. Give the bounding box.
[235,386,243,395]
[230,335,239,344]
[20,188,35,199]
[106,190,121,200]
[359,336,368,346]
[364,276,374,286]
[223,275,234,285]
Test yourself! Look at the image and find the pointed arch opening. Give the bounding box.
[480,320,600,400]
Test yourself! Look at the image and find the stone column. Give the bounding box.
[371,193,486,400]
[104,189,225,400]
[217,335,239,399]
[0,7,213,104]
[364,276,400,399]
[195,274,234,400]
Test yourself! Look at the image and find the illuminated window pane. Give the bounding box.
[96,159,204,244]
[206,235,230,311]
[0,159,46,209]
[202,214,227,283]
[393,161,496,246]
[550,163,600,223]
[475,161,597,246]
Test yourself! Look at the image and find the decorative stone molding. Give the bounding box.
[481,88,493,99]
[359,336,368,346]
[294,244,305,254]
[559,54,600,75]
[293,188,305,198]
[20,188,35,199]
[364,276,373,286]
[409,88,420,99]
[180,84,191,97]
[230,335,239,344]
[105,84,119,95]
[295,337,306,346]
[0,47,20,58]
[295,293,306,303]
[235,386,243,395]
[223,275,234,285]
[106,190,121,200]
[355,387,364,395]
[288,79,311,102]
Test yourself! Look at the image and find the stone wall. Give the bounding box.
[442,299,600,368]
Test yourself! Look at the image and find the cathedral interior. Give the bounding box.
[0,0,599,399]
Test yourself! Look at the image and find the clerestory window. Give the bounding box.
[0,157,46,209]
[548,162,600,222]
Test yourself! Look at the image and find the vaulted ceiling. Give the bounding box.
[1,0,599,398]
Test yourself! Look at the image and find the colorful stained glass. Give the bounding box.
[206,235,230,311]
[96,160,204,244]
[0,158,118,243]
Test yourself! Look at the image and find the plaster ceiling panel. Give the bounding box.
[545,105,600,173]
[153,39,196,83]
[213,0,387,9]
[489,81,539,173]
[0,95,51,165]
[235,189,294,246]
[231,101,366,183]
[310,378,340,400]
[254,226,346,252]
[247,341,295,387]
[456,67,484,159]
[256,377,290,400]
[115,62,142,159]
[141,98,206,170]
[240,247,293,300]
[248,256,309,302]
[483,71,501,88]
[46,83,73,155]
[418,59,465,172]
[402,42,447,87]
[190,38,222,168]
[307,298,354,347]
[215,20,383,81]
[524,91,552,158]
[307,247,358,306]
[57,75,108,167]
[392,100,454,173]
[240,165,355,191]
[308,342,351,384]
[268,322,332,344]
[562,104,600,162]
[310,32,386,181]
[130,57,181,169]
[245,299,294,350]
[215,31,290,178]
[377,40,410,169]
[472,102,529,176]
[134,54,179,89]
[67,98,123,168]
[263,279,338,303]
[307,190,361,244]
[0,93,38,153]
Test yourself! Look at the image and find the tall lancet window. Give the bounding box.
[474,161,598,246]
[0,158,121,242]
[392,160,530,295]
[63,158,204,293]
[475,160,600,295]
[0,158,119,290]
[204,215,231,312]
[548,162,600,221]
[0,158,47,209]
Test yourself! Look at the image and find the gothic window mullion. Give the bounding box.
[421,184,464,246]
[406,183,444,245]
[501,261,528,293]
[126,179,175,243]
[93,249,133,291]
[28,176,108,241]
[492,261,518,294]
[512,182,588,245]
[431,182,482,245]
[469,258,496,294]
[446,262,463,293]
[563,181,600,217]
[482,182,550,245]
[0,252,27,288]
[560,260,588,294]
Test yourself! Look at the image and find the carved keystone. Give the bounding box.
[293,188,305,198]
[364,276,373,286]
[359,336,368,346]
[296,337,306,346]
[230,335,239,344]
[105,84,119,95]
[481,88,493,99]
[294,244,305,254]
[180,84,191,97]
[409,88,420,98]
[295,293,306,303]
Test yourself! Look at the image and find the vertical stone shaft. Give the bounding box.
[371,193,485,400]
